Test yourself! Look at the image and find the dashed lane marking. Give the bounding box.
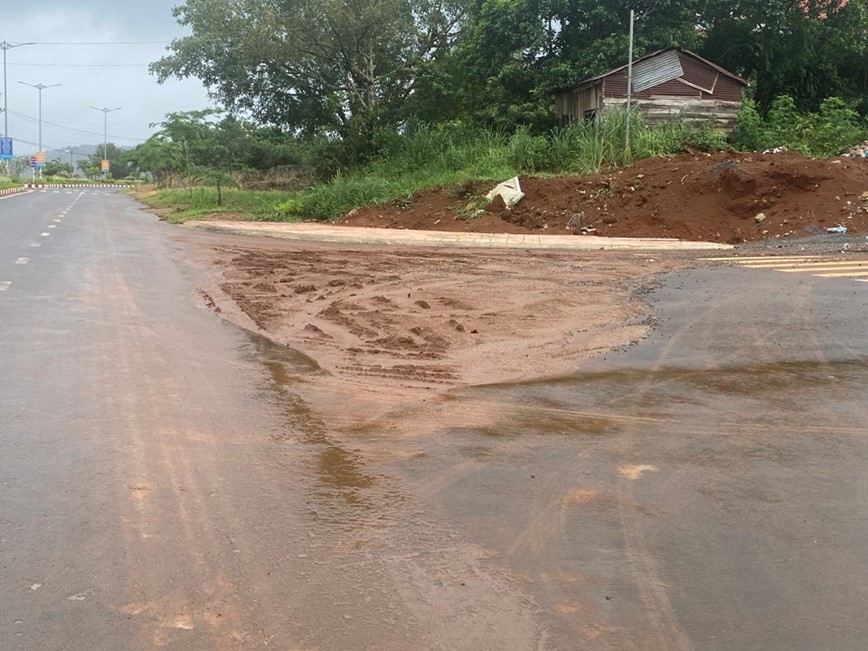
[0,281,11,291]
[30,243,41,248]
[48,224,57,229]
[41,232,50,237]
[15,258,29,265]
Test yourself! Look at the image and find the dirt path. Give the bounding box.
[193,237,686,390]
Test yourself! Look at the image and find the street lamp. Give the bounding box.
[18,81,61,153]
[90,106,121,175]
[1,41,35,138]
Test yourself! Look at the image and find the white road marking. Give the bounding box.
[48,224,57,229]
[41,232,50,237]
[53,219,61,223]
[30,243,41,248]
[0,281,11,291]
[15,258,29,265]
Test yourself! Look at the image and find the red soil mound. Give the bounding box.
[340,152,868,243]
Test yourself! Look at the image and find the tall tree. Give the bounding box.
[700,0,868,111]
[411,0,704,131]
[151,0,466,136]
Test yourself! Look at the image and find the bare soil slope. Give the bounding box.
[341,152,868,243]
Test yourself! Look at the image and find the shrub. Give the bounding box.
[731,94,867,156]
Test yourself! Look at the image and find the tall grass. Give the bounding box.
[142,111,731,222]
[141,187,298,223]
[276,111,726,220]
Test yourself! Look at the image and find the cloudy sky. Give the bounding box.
[3,1,214,157]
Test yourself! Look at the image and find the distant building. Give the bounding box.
[555,47,748,133]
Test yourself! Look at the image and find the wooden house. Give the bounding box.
[555,48,748,133]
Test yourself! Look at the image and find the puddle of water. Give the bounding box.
[457,358,866,405]
[242,328,321,375]
[245,329,392,525]
[438,358,868,441]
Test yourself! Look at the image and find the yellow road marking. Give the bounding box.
[700,256,826,262]
[746,262,868,270]
[703,255,868,283]
[815,270,868,278]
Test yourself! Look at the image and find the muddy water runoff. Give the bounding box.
[254,264,868,650]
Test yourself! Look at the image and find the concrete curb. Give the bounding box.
[25,183,134,189]
[188,220,734,252]
[0,187,30,197]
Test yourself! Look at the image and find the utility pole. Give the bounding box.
[65,146,76,176]
[625,9,635,161]
[18,81,61,154]
[1,41,36,138]
[90,106,121,176]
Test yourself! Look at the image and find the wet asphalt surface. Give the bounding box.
[1,189,868,650]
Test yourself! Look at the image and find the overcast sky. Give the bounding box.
[3,1,214,157]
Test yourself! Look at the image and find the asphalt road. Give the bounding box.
[438,260,868,650]
[2,189,868,650]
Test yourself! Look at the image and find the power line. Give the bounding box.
[7,109,145,142]
[9,63,150,68]
[29,41,170,46]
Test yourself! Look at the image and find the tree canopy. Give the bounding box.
[153,0,867,137]
[145,0,868,182]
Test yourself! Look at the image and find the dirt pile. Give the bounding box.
[341,152,868,243]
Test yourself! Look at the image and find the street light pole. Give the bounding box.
[19,81,61,154]
[1,41,36,138]
[90,106,121,175]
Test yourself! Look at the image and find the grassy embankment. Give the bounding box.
[138,112,717,223]
[140,95,868,225]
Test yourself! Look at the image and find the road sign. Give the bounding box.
[101,159,110,172]
[0,138,12,160]
[33,151,46,168]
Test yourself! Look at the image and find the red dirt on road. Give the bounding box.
[341,152,868,244]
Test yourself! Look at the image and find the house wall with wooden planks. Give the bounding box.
[603,97,742,131]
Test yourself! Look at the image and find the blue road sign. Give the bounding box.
[0,138,12,160]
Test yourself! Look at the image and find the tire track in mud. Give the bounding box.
[91,239,246,647]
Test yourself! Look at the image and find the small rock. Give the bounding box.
[755,213,767,224]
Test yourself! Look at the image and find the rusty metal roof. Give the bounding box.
[559,47,748,94]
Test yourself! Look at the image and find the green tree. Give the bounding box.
[700,0,868,112]
[43,160,74,177]
[410,0,706,132]
[85,143,130,179]
[151,0,467,139]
